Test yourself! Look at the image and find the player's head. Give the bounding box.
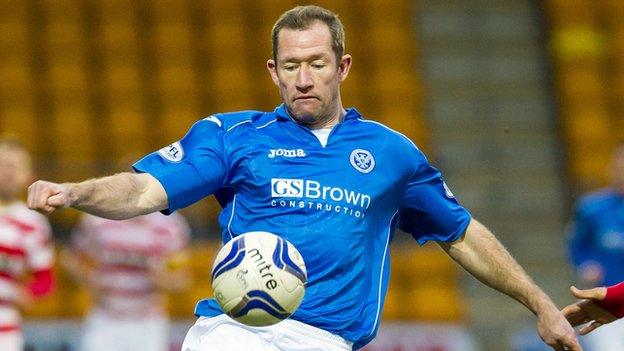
[611,142,624,191]
[267,5,352,129]
[0,137,34,202]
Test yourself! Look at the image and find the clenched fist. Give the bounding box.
[27,180,72,215]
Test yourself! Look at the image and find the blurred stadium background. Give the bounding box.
[1,0,621,350]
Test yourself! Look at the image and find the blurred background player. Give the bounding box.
[62,157,192,351]
[566,143,624,350]
[0,137,55,351]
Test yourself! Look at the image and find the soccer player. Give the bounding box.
[565,144,624,350]
[0,137,54,351]
[64,211,191,351]
[27,5,581,351]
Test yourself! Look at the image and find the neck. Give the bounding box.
[301,105,347,130]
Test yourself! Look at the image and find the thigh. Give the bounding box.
[273,320,352,351]
[181,315,277,351]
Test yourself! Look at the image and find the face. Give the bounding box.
[0,145,33,201]
[267,21,351,128]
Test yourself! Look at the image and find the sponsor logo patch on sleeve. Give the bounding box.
[158,142,184,162]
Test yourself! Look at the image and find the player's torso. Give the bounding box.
[0,203,50,325]
[587,195,624,254]
[219,116,412,281]
[83,214,179,314]
[0,215,31,283]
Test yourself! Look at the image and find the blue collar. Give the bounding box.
[273,103,362,123]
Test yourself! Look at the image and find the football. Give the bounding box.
[211,231,307,326]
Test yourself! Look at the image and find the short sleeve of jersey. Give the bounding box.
[133,118,229,214]
[399,148,471,245]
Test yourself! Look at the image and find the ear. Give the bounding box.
[267,59,279,86]
[337,54,352,82]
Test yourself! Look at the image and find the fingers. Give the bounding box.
[570,285,606,301]
[565,339,583,351]
[561,330,583,351]
[27,180,67,215]
[561,303,581,319]
[579,321,603,335]
[550,340,581,351]
[47,193,68,208]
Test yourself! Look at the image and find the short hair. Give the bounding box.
[271,5,345,64]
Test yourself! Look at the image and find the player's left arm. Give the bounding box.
[439,218,581,351]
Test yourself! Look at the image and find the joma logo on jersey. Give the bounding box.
[270,178,371,209]
[268,148,306,158]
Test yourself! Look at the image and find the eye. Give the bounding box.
[283,64,298,72]
[311,63,325,69]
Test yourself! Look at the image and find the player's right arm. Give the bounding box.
[27,172,168,219]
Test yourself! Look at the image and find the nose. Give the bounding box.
[295,65,313,91]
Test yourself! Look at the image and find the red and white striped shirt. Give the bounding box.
[71,212,190,318]
[0,202,54,331]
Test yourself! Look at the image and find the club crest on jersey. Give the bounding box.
[158,142,184,163]
[349,149,375,174]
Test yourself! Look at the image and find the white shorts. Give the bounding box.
[0,330,23,351]
[181,315,353,351]
[79,310,169,351]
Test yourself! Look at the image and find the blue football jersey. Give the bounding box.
[568,189,624,286]
[133,104,471,349]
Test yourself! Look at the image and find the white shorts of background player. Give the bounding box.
[79,309,169,351]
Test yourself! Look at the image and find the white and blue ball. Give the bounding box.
[211,231,307,326]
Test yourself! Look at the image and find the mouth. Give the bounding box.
[294,96,318,101]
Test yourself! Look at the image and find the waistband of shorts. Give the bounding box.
[204,314,352,349]
[281,318,353,348]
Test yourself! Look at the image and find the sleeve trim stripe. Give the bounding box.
[226,194,238,240]
[256,119,277,129]
[365,210,398,340]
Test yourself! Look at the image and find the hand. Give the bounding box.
[536,306,583,351]
[27,180,72,214]
[561,286,617,335]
